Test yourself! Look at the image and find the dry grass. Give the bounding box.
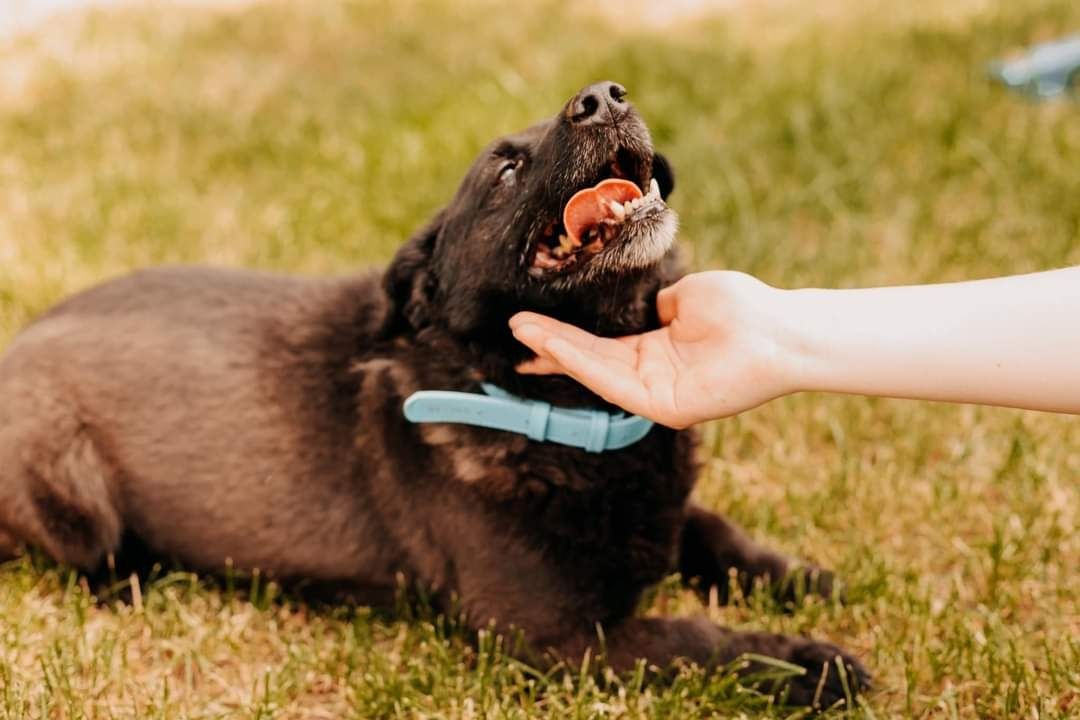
[1,0,1078,717]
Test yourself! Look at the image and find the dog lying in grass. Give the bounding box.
[0,81,868,707]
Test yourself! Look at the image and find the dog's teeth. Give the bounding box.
[609,200,625,221]
[649,178,659,198]
[534,246,559,268]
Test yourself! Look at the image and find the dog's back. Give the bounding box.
[0,266,392,578]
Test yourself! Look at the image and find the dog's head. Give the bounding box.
[383,81,678,342]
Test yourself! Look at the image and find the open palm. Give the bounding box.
[510,272,790,428]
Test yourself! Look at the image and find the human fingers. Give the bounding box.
[510,317,638,366]
[515,356,566,375]
[512,324,587,375]
[541,337,653,417]
[509,311,548,330]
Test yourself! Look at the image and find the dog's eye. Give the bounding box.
[498,158,522,184]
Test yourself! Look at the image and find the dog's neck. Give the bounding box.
[445,279,663,410]
[386,258,673,410]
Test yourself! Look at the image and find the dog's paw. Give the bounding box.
[780,638,870,709]
[774,565,844,606]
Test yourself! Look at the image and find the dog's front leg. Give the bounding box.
[542,616,868,708]
[678,504,838,604]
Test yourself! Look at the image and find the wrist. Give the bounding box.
[766,286,827,395]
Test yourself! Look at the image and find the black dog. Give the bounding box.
[0,82,867,706]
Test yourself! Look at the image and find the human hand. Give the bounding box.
[510,271,798,428]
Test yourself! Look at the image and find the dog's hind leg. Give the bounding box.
[0,386,123,572]
[678,504,838,604]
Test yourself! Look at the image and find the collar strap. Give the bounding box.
[403,383,654,453]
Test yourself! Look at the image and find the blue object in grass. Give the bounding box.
[404,383,654,453]
[989,34,1080,99]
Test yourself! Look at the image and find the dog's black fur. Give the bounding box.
[0,83,867,707]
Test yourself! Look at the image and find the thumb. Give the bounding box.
[657,284,679,325]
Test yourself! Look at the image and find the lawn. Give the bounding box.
[0,0,1078,717]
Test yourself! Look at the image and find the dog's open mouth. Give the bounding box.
[530,174,666,275]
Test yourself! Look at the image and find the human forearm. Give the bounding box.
[779,268,1080,414]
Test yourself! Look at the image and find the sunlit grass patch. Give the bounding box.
[1,0,1078,717]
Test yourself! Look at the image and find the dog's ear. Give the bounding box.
[380,210,444,336]
[653,152,675,199]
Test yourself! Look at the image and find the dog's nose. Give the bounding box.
[568,81,628,126]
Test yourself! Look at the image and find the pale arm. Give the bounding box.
[510,268,1080,428]
[789,267,1080,415]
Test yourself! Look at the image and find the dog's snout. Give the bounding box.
[568,81,628,126]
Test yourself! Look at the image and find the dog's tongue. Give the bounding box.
[563,178,642,244]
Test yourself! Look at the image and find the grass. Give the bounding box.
[1,0,1078,717]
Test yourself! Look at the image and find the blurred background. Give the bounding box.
[0,1,1077,718]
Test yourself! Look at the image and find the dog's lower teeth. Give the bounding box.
[534,246,560,269]
[541,174,669,273]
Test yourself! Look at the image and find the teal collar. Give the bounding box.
[403,383,654,453]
